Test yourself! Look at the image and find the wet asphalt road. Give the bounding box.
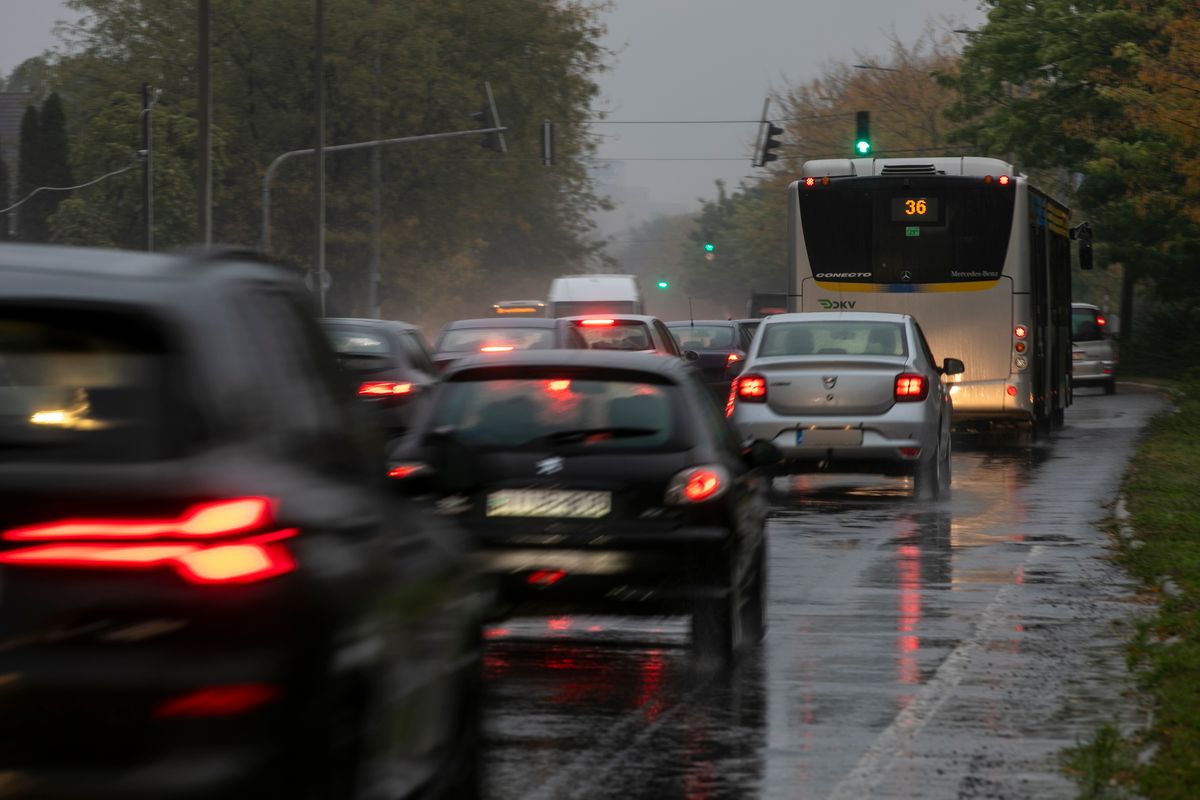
[480,386,1167,799]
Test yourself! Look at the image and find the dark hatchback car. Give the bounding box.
[667,320,756,401]
[387,351,775,658]
[432,317,587,372]
[0,246,486,799]
[321,317,439,436]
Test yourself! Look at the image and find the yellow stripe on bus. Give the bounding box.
[813,280,1002,294]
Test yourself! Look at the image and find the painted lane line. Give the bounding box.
[826,544,1046,800]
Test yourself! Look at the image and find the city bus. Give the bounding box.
[788,156,1073,434]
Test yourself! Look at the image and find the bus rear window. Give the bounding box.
[798,178,1016,284]
[0,308,182,463]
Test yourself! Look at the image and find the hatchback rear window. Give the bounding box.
[668,325,733,349]
[574,320,653,351]
[431,374,685,452]
[0,308,182,462]
[759,321,908,357]
[323,326,392,355]
[1071,308,1105,342]
[439,327,556,353]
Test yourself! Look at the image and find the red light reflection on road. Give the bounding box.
[897,532,922,704]
[635,649,665,720]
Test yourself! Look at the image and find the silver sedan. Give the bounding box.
[728,312,963,498]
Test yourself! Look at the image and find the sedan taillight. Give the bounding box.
[359,381,414,396]
[894,373,928,402]
[736,374,767,402]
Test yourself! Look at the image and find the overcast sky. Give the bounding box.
[2,0,986,216]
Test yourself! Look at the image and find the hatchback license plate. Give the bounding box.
[487,490,611,519]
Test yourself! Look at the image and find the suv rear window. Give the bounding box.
[431,373,686,452]
[1071,307,1105,341]
[323,326,392,355]
[575,320,653,351]
[668,325,733,348]
[0,308,182,462]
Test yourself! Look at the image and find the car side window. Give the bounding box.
[655,321,681,356]
[914,324,938,369]
[565,325,588,349]
[399,331,438,377]
[739,325,754,351]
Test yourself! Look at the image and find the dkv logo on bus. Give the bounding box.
[817,299,856,310]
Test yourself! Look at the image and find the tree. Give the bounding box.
[0,139,10,241]
[39,93,74,236]
[15,104,46,242]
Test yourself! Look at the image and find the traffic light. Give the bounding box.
[855,110,871,155]
[757,122,784,167]
[656,278,670,290]
[704,242,715,253]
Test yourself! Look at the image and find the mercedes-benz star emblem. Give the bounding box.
[536,456,564,476]
[822,375,838,389]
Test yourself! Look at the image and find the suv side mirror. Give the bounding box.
[940,357,965,376]
[742,440,783,469]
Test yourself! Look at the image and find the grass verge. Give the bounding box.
[1068,374,1200,799]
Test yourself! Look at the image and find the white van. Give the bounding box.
[547,274,643,318]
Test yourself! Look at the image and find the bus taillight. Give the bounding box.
[1013,324,1028,339]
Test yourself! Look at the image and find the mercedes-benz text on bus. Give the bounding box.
[789,156,1075,434]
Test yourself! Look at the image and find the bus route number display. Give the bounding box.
[891,196,939,223]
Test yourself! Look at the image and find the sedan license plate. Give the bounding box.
[487,489,611,519]
[796,428,863,447]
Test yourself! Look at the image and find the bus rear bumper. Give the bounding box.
[948,379,1034,423]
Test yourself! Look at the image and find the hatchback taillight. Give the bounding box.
[894,373,928,402]
[665,465,730,505]
[0,497,296,585]
[359,381,414,396]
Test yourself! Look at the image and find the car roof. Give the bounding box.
[665,319,739,327]
[560,314,660,324]
[0,244,292,287]
[321,317,419,332]
[441,349,689,378]
[760,311,913,324]
[442,317,560,330]
[1071,302,1100,311]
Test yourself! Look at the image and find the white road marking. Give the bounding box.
[826,544,1046,800]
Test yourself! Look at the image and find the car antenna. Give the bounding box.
[688,296,694,327]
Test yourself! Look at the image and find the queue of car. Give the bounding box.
[1,248,979,798]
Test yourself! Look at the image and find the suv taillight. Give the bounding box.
[894,373,928,402]
[0,497,296,585]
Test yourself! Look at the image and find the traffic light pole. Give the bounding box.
[259,125,508,255]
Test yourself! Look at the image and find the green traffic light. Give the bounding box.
[703,243,715,252]
[856,139,871,155]
[657,280,669,289]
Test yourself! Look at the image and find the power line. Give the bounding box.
[583,112,857,124]
[0,159,141,215]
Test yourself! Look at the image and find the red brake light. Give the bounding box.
[1096,316,1106,326]
[998,175,1010,186]
[683,470,721,502]
[359,381,414,396]
[894,373,928,401]
[579,319,616,327]
[726,353,742,364]
[527,569,566,587]
[804,177,816,187]
[1013,324,1028,339]
[545,379,572,393]
[387,463,426,480]
[156,684,281,718]
[0,498,296,585]
[736,374,767,401]
[479,345,514,353]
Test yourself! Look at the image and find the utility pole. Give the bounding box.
[369,0,383,319]
[142,82,154,252]
[314,0,327,316]
[197,0,212,246]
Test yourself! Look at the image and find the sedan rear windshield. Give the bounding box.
[430,375,686,452]
[0,307,183,463]
[668,325,733,349]
[323,326,392,355]
[575,320,653,351]
[439,327,556,353]
[759,321,908,357]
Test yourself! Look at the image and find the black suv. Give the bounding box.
[0,245,485,799]
[388,351,776,659]
[321,317,439,436]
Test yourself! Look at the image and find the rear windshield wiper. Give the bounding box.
[529,426,660,446]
